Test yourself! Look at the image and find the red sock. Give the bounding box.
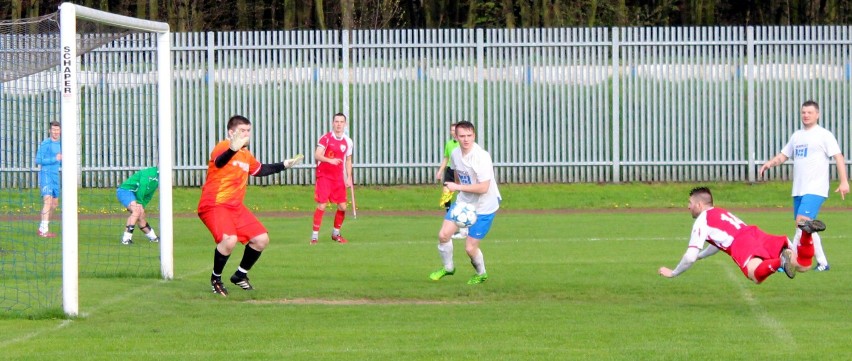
[754,258,781,284]
[797,232,814,267]
[333,210,345,229]
[312,209,324,232]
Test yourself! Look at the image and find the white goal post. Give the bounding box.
[59,2,173,316]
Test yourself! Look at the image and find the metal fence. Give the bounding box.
[2,26,851,188]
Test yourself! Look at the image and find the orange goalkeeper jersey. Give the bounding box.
[197,140,261,211]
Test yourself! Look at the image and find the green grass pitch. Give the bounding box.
[1,184,851,360]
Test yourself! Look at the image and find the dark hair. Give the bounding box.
[689,186,713,205]
[227,115,251,131]
[49,121,61,128]
[455,120,475,133]
[333,112,347,121]
[802,100,820,111]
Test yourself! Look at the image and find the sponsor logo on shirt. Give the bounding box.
[794,144,808,158]
[231,160,250,172]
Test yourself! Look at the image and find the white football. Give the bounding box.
[450,202,477,228]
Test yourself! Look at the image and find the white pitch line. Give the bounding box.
[722,265,796,349]
[334,233,850,247]
[0,319,74,348]
[0,267,210,350]
[306,236,685,247]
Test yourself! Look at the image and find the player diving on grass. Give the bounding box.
[658,186,825,283]
[198,115,304,297]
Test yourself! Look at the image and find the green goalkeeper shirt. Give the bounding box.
[443,138,460,168]
[118,167,159,207]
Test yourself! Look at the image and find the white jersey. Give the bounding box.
[450,143,501,214]
[781,125,842,197]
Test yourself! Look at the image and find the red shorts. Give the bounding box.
[729,226,788,277]
[314,176,347,204]
[198,204,267,244]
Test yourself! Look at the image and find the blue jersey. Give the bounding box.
[36,138,62,175]
[36,138,61,197]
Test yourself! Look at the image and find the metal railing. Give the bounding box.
[2,26,850,187]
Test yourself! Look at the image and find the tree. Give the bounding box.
[26,0,41,18]
[236,0,249,29]
[612,0,629,26]
[9,0,24,20]
[502,0,516,27]
[315,0,326,29]
[4,0,852,29]
[341,0,354,29]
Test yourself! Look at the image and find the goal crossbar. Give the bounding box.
[72,4,170,33]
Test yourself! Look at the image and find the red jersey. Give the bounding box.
[677,206,788,276]
[197,140,261,211]
[688,207,749,253]
[315,132,353,181]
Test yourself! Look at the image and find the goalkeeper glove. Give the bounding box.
[439,189,453,208]
[284,154,305,169]
[229,130,249,151]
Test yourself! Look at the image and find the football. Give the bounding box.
[450,202,477,228]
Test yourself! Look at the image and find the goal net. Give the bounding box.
[0,3,173,317]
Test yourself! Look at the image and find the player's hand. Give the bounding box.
[326,158,342,165]
[56,153,62,161]
[658,267,674,278]
[444,182,458,192]
[758,163,770,178]
[836,182,849,200]
[283,154,304,169]
[229,130,249,151]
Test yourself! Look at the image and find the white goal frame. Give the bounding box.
[59,2,173,316]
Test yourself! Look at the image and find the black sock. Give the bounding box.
[213,248,230,276]
[140,223,152,232]
[238,245,263,273]
[125,225,135,233]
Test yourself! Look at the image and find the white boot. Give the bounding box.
[145,229,159,243]
[121,232,133,245]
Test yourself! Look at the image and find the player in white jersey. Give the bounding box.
[759,100,849,272]
[429,120,501,285]
[658,187,824,283]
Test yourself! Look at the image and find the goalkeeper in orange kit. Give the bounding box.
[198,115,304,297]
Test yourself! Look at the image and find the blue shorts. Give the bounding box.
[793,194,825,220]
[445,208,497,240]
[39,172,60,198]
[116,188,138,208]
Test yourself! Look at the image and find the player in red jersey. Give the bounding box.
[658,186,825,283]
[198,115,303,297]
[310,113,354,244]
